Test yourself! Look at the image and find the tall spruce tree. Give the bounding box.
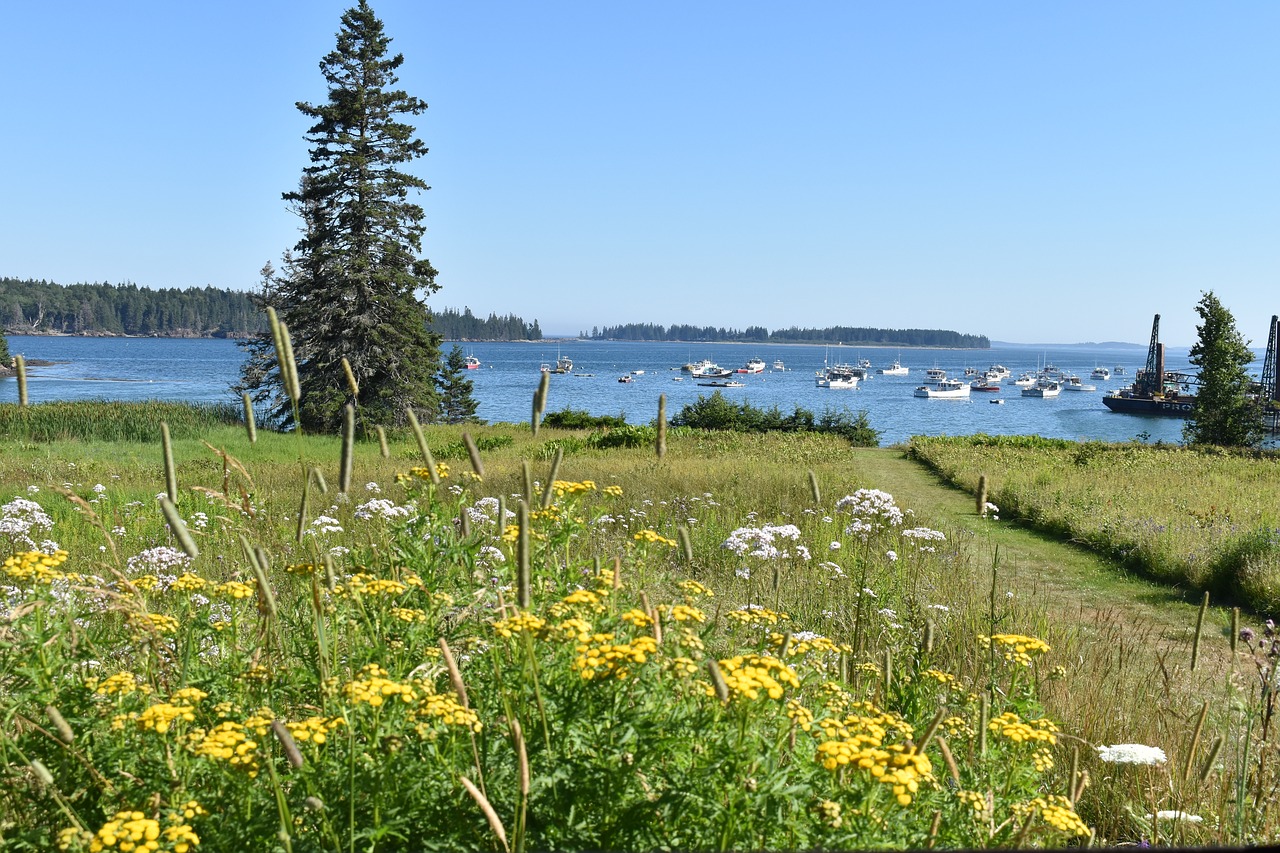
[241,1,440,430]
[1183,290,1263,447]
[437,345,481,424]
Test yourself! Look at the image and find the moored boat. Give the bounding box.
[925,366,947,381]
[913,378,970,398]
[1022,379,1061,398]
[877,359,909,376]
[1090,366,1111,381]
[463,355,481,370]
[969,379,1001,392]
[1061,375,1096,392]
[737,357,766,374]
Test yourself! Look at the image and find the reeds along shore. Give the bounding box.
[0,402,1276,848]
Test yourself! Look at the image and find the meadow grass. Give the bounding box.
[906,434,1280,613]
[1,412,1277,850]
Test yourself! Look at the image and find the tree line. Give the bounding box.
[433,306,542,341]
[0,278,267,337]
[585,322,990,348]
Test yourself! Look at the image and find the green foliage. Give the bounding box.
[435,433,513,460]
[671,392,881,446]
[908,434,1280,612]
[0,400,243,442]
[1183,291,1265,448]
[433,307,541,341]
[588,424,655,449]
[239,1,441,432]
[0,278,267,336]
[589,322,989,347]
[542,408,627,430]
[0,334,9,363]
[436,346,482,424]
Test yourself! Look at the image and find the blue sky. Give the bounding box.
[3,2,1277,346]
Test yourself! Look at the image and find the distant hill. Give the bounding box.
[991,340,1144,348]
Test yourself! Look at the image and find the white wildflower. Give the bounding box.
[1096,744,1167,765]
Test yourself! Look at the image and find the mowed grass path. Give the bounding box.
[853,446,1236,671]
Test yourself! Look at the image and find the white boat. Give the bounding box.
[858,358,872,370]
[1061,375,1096,392]
[631,369,645,375]
[773,359,785,371]
[691,362,733,379]
[463,355,481,370]
[913,378,970,398]
[1010,372,1037,387]
[617,374,633,383]
[988,364,1011,380]
[816,362,859,389]
[1113,365,1127,376]
[925,367,947,381]
[1021,379,1061,398]
[697,379,745,388]
[539,363,551,373]
[682,358,713,373]
[877,359,909,376]
[551,354,573,374]
[737,357,766,374]
[1090,366,1111,381]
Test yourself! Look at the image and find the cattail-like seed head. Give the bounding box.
[376,425,390,458]
[278,321,301,404]
[295,477,311,545]
[460,776,509,853]
[977,474,988,516]
[404,408,439,484]
[517,501,531,608]
[160,421,178,505]
[160,496,199,558]
[438,638,470,708]
[45,705,74,743]
[271,720,305,769]
[677,526,693,563]
[339,404,355,495]
[706,659,729,702]
[241,393,257,444]
[463,432,485,479]
[808,470,821,504]
[542,447,563,510]
[30,759,54,788]
[341,357,359,398]
[15,354,28,407]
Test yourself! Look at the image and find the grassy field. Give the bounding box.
[906,434,1280,613]
[1,403,1277,850]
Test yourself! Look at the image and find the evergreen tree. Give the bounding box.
[1183,290,1263,447]
[241,1,441,430]
[0,334,9,367]
[437,345,481,424]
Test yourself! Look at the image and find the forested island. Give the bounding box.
[0,279,543,341]
[583,322,989,348]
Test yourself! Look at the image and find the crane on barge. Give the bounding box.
[1101,314,1198,417]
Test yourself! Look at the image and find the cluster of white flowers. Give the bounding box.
[1150,811,1202,823]
[721,524,803,560]
[0,497,54,548]
[477,545,506,567]
[902,527,946,552]
[354,499,412,521]
[835,489,908,540]
[308,516,345,536]
[819,561,845,578]
[126,546,192,576]
[1096,744,1168,765]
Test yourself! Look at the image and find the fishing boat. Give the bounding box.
[773,359,786,371]
[816,363,859,389]
[1022,379,1061,398]
[551,353,573,374]
[970,379,1001,392]
[925,366,947,381]
[463,355,481,370]
[737,357,766,374]
[1090,366,1111,381]
[698,379,746,388]
[617,375,633,384]
[691,362,733,379]
[877,358,909,376]
[913,378,970,398]
[1061,375,1096,392]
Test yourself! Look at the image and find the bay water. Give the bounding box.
[1,335,1235,446]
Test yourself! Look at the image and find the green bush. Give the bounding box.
[542,408,627,430]
[670,392,881,446]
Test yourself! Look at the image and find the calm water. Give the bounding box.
[2,335,1260,446]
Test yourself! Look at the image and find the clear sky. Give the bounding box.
[3,2,1277,346]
